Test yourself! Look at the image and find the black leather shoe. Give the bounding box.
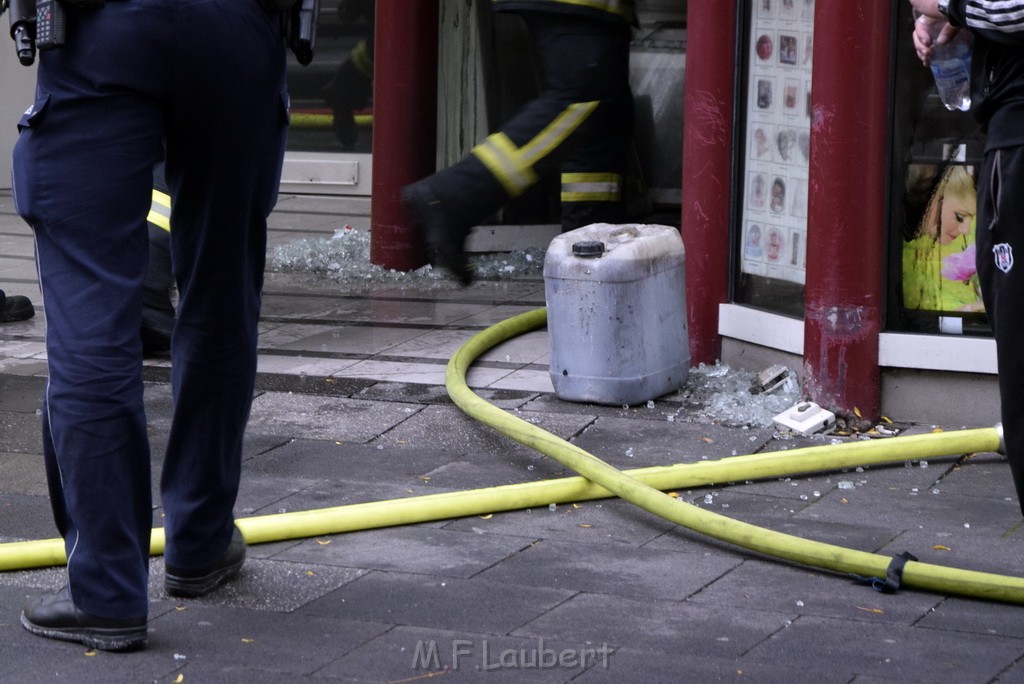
[21,586,147,652]
[0,290,34,323]
[401,181,474,286]
[165,525,246,598]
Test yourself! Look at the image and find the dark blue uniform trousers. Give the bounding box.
[11,0,288,619]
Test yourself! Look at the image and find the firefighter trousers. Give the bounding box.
[422,10,633,232]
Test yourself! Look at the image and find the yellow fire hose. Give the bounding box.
[2,307,1023,603]
[444,308,1024,603]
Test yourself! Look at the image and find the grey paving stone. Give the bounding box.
[931,454,1017,500]
[356,380,538,410]
[0,359,48,377]
[878,525,1024,577]
[0,564,67,594]
[273,526,532,578]
[523,394,688,420]
[245,392,422,443]
[298,571,575,634]
[243,439,456,486]
[742,614,1024,682]
[574,646,849,683]
[0,410,42,454]
[236,469,414,516]
[917,596,1024,639]
[571,416,777,469]
[0,374,44,412]
[685,558,940,624]
[644,502,901,559]
[444,498,680,549]
[795,485,1021,537]
[354,380,457,405]
[417,454,577,489]
[259,294,372,320]
[254,372,376,398]
[150,556,367,612]
[144,601,391,678]
[232,474,330,519]
[0,492,57,542]
[377,404,596,459]
[476,538,742,602]
[719,467,932,503]
[276,325,428,355]
[334,300,502,326]
[0,450,47,497]
[514,592,795,657]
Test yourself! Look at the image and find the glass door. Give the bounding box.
[281,1,375,195]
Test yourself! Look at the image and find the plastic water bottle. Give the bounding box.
[928,23,972,111]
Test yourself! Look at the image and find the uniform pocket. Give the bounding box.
[17,93,50,132]
[12,94,51,222]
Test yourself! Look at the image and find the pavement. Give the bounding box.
[1,191,1023,683]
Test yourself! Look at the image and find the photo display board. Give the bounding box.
[740,0,815,285]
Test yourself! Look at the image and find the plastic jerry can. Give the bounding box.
[544,223,689,406]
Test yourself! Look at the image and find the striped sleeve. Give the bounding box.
[964,1,1024,32]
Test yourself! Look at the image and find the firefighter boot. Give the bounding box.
[401,180,474,286]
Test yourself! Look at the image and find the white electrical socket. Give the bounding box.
[772,401,836,436]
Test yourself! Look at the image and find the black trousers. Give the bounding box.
[422,11,633,232]
[976,145,1024,516]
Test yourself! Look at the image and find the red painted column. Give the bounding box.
[680,1,737,366]
[802,0,890,418]
[369,0,438,271]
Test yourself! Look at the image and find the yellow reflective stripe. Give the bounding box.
[473,133,538,196]
[147,189,171,232]
[472,101,599,197]
[520,101,598,167]
[351,40,373,78]
[561,191,620,202]
[561,172,622,202]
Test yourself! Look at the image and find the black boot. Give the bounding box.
[401,181,474,286]
[0,289,35,323]
[21,586,147,652]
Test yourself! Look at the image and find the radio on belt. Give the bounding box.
[772,401,836,436]
[35,0,66,50]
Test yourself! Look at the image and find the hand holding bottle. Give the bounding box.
[914,13,972,111]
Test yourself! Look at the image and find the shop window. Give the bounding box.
[734,0,815,318]
[287,1,375,155]
[887,3,988,336]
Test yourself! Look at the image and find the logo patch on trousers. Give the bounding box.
[994,243,1014,274]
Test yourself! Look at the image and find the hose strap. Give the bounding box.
[853,551,919,593]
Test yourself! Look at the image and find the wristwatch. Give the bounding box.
[937,0,950,18]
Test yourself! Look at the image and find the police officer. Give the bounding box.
[12,0,289,650]
[402,0,636,285]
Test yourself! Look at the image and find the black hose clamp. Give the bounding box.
[853,551,919,594]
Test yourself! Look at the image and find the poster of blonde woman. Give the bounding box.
[902,163,984,313]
